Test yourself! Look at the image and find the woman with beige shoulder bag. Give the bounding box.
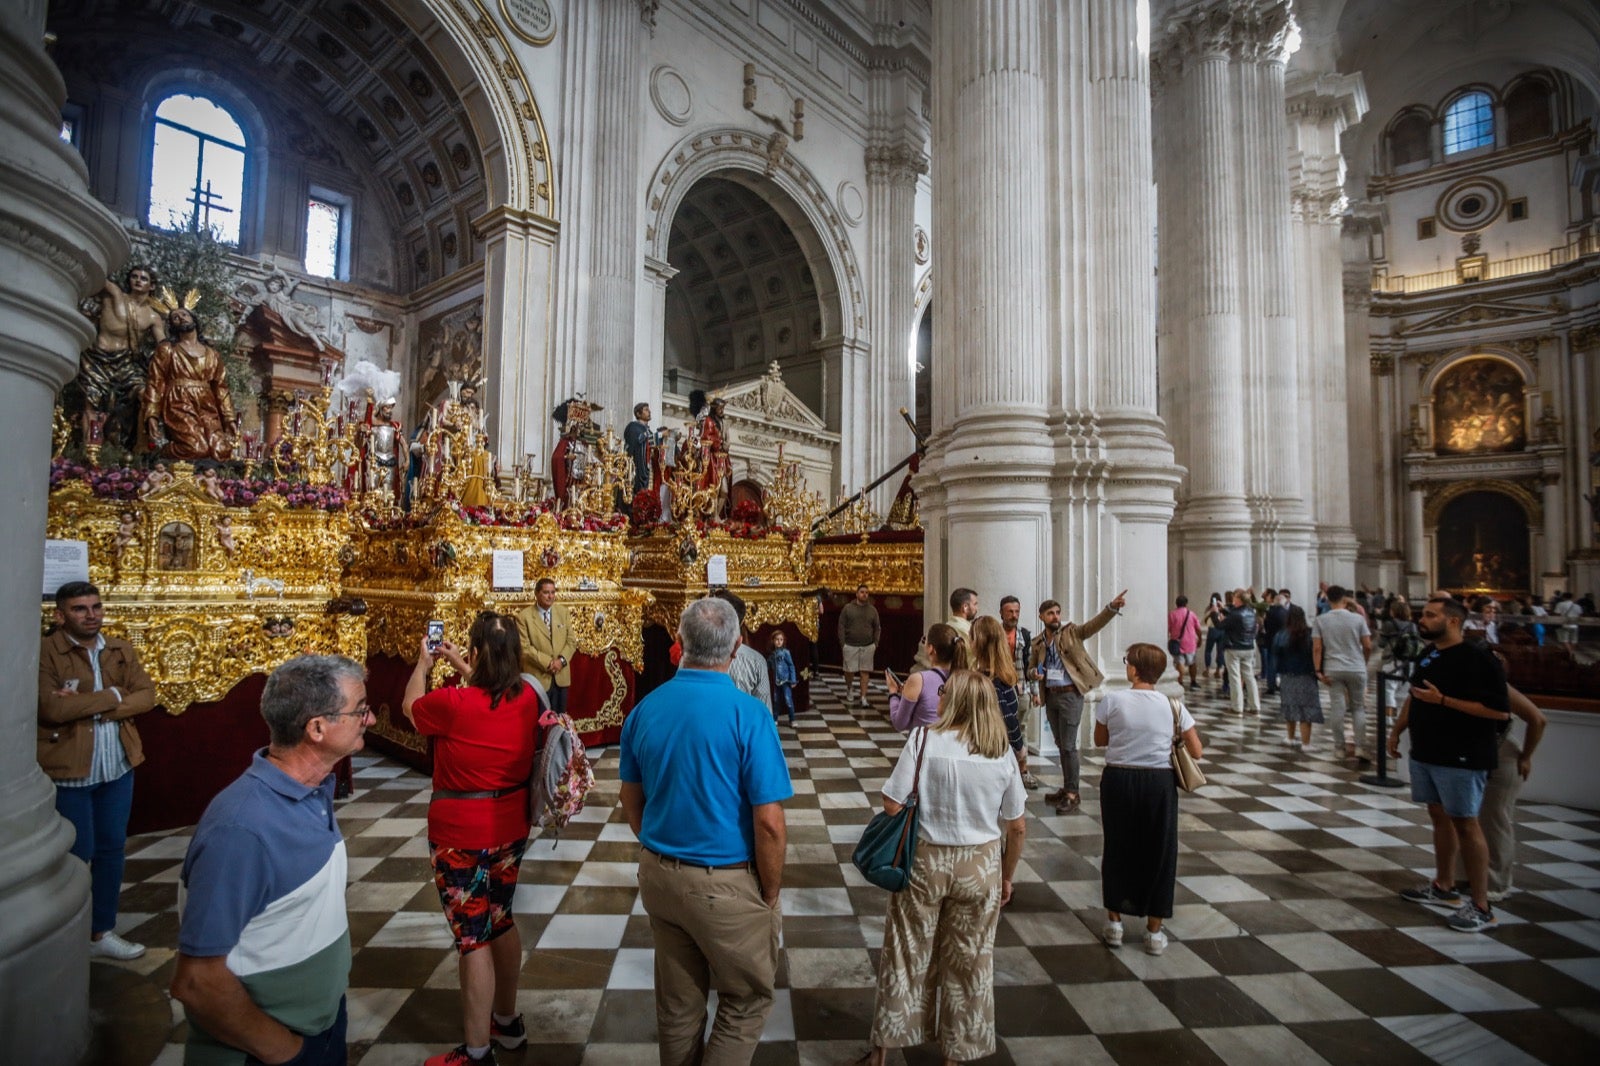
[1092,643,1203,956]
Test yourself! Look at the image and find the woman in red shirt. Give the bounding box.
[403,612,543,1066]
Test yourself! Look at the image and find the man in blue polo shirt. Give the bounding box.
[170,656,370,1066]
[621,596,792,1066]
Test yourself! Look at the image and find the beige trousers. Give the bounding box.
[636,849,781,1066]
[870,838,1004,1062]
[1454,734,1524,895]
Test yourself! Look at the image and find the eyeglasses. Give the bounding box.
[321,703,372,722]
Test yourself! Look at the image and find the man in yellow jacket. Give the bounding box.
[1028,589,1127,814]
[38,580,157,960]
[517,577,578,713]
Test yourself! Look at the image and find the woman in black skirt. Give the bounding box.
[1093,643,1203,956]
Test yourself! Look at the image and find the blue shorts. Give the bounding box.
[1410,759,1488,819]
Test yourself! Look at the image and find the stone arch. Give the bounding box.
[1424,478,1540,528]
[393,0,556,216]
[644,127,864,345]
[1428,482,1538,593]
[1420,347,1534,394]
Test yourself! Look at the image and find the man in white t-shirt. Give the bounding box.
[1312,586,1373,762]
[1552,593,1582,644]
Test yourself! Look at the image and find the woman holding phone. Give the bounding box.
[403,613,544,1066]
[884,623,968,732]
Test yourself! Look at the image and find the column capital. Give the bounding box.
[865,143,929,186]
[1284,70,1368,130]
[1153,0,1295,81]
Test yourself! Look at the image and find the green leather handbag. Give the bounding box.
[852,728,928,891]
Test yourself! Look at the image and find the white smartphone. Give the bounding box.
[426,619,445,652]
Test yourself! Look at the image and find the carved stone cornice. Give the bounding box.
[1291,190,1347,225]
[1369,353,1394,376]
[1573,324,1600,352]
[864,143,929,186]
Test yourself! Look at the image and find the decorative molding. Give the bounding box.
[499,0,556,47]
[0,216,93,289]
[1152,0,1295,88]
[913,226,930,266]
[649,65,693,126]
[836,180,865,227]
[1396,299,1555,337]
[1369,352,1394,376]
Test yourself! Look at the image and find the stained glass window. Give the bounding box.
[1443,92,1494,155]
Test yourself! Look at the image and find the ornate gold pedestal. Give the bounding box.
[346,509,649,745]
[44,465,361,712]
[809,534,924,596]
[627,526,819,640]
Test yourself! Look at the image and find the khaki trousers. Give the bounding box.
[870,839,1003,1062]
[636,849,781,1066]
[1454,734,1523,895]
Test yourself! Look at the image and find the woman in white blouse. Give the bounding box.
[1093,642,1203,956]
[859,670,1027,1066]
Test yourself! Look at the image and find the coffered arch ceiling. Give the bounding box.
[47,0,504,291]
[664,175,831,412]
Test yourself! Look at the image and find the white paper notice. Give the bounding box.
[706,554,729,587]
[43,540,90,597]
[491,549,525,590]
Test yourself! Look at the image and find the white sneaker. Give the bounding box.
[89,932,146,960]
[1102,921,1124,947]
[1144,929,1168,956]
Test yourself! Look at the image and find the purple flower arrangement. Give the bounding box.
[48,457,348,512]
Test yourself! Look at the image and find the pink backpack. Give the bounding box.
[524,681,595,840]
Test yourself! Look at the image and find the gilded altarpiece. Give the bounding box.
[347,510,648,751]
[44,466,363,713]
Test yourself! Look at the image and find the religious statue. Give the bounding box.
[255,269,334,352]
[551,397,602,510]
[356,397,404,505]
[623,402,654,496]
[141,307,238,461]
[139,461,173,497]
[111,511,139,563]
[77,263,167,448]
[690,390,732,518]
[653,425,678,518]
[198,467,226,502]
[215,515,237,558]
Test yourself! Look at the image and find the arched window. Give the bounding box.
[1388,112,1432,168]
[1505,81,1553,144]
[147,93,247,243]
[1443,91,1494,155]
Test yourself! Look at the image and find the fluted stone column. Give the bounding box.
[1154,4,1252,599]
[920,0,1056,614]
[1073,0,1179,658]
[0,3,130,1060]
[864,142,926,509]
[1236,11,1313,593]
[922,0,1177,680]
[550,0,646,437]
[1405,482,1429,597]
[1288,70,1366,586]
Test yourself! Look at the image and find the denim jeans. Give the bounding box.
[54,768,135,935]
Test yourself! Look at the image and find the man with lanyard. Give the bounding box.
[1030,590,1127,814]
[1387,596,1511,933]
[1000,596,1040,789]
[38,580,157,960]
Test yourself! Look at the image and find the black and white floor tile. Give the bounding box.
[89,674,1600,1065]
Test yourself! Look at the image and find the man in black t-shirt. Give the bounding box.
[1387,597,1511,933]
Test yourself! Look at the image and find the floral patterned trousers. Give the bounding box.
[869,838,1003,1062]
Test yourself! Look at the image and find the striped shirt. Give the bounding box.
[55,634,131,788]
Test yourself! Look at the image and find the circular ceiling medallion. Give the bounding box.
[837,181,865,227]
[650,66,693,126]
[1437,177,1506,232]
[501,0,557,46]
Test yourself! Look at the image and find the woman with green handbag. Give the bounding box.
[856,670,1028,1066]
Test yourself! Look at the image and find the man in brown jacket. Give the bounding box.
[1028,590,1127,813]
[39,580,157,959]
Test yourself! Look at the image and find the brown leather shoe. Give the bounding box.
[1044,788,1066,805]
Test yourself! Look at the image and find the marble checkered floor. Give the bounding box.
[89,673,1600,1065]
